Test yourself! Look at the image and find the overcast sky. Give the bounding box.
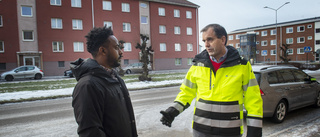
[188,0,320,45]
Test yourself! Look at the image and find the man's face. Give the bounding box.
[106,35,123,68]
[202,28,226,59]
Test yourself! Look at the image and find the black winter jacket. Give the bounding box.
[71,58,138,137]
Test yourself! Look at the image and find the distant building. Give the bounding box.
[0,0,199,75]
[227,17,320,64]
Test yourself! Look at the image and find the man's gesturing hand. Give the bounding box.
[160,107,179,127]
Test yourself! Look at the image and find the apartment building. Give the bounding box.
[0,0,199,76]
[228,17,320,64]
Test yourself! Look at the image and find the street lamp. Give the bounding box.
[264,2,290,65]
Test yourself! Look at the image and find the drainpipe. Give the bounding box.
[196,7,199,53]
[91,0,95,28]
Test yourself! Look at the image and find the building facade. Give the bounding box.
[0,0,199,76]
[228,17,320,64]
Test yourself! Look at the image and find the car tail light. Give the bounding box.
[260,89,265,96]
[40,70,43,72]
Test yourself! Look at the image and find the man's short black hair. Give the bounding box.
[201,24,228,45]
[85,26,114,57]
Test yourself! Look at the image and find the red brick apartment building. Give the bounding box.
[0,0,199,76]
[228,17,320,64]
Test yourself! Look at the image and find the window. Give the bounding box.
[141,16,148,24]
[287,49,293,55]
[174,26,180,35]
[0,15,2,27]
[297,48,304,54]
[174,9,180,18]
[73,42,84,52]
[229,35,233,40]
[236,34,240,39]
[316,40,320,45]
[187,44,193,51]
[52,41,64,52]
[72,19,83,30]
[188,58,193,65]
[175,58,182,66]
[286,27,293,33]
[71,0,81,8]
[23,30,33,41]
[123,23,131,32]
[286,38,293,44]
[279,70,295,83]
[261,31,267,36]
[104,21,113,29]
[256,41,260,44]
[0,41,4,53]
[267,71,279,84]
[270,29,276,35]
[187,27,192,35]
[122,3,130,12]
[256,32,260,35]
[51,18,62,29]
[316,28,320,33]
[160,43,166,51]
[297,26,305,32]
[308,36,312,40]
[140,3,147,8]
[103,1,112,10]
[175,43,181,51]
[159,25,166,34]
[261,40,267,46]
[50,0,61,6]
[186,11,192,19]
[21,6,32,17]
[124,59,129,65]
[0,63,6,70]
[58,61,65,67]
[123,43,132,51]
[158,8,165,16]
[292,69,308,82]
[229,44,234,47]
[297,37,305,43]
[271,50,276,55]
[270,40,276,45]
[308,24,312,28]
[236,43,240,48]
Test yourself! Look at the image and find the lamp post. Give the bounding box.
[264,2,290,65]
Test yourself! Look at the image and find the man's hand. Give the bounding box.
[160,107,179,127]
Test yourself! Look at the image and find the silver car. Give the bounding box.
[123,62,151,74]
[0,66,44,81]
[252,65,320,123]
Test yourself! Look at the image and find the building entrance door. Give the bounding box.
[23,56,41,68]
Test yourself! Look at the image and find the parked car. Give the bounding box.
[252,65,320,123]
[64,69,73,77]
[123,62,151,74]
[0,66,44,81]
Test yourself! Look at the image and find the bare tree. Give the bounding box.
[135,34,153,81]
[280,43,291,64]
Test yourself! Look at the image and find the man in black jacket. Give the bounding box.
[71,26,138,137]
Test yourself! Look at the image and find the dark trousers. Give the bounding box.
[193,129,242,137]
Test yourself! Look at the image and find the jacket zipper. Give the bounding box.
[209,69,212,90]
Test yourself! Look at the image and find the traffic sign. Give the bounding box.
[262,50,267,56]
[304,46,311,53]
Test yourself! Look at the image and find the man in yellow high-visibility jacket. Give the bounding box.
[160,24,263,137]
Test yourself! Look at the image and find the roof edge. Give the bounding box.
[145,0,200,8]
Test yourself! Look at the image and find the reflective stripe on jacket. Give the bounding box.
[174,46,263,136]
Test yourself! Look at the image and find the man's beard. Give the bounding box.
[110,55,122,68]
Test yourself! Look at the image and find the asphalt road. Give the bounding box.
[0,86,320,137]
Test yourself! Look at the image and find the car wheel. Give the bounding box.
[126,69,132,74]
[314,92,320,108]
[271,100,287,123]
[5,75,14,81]
[35,73,42,79]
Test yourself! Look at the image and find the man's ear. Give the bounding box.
[99,46,107,55]
[221,36,226,45]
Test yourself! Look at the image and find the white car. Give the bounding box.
[0,66,44,81]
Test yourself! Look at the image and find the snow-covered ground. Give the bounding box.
[0,79,183,101]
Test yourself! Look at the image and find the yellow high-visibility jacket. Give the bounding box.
[172,46,263,137]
